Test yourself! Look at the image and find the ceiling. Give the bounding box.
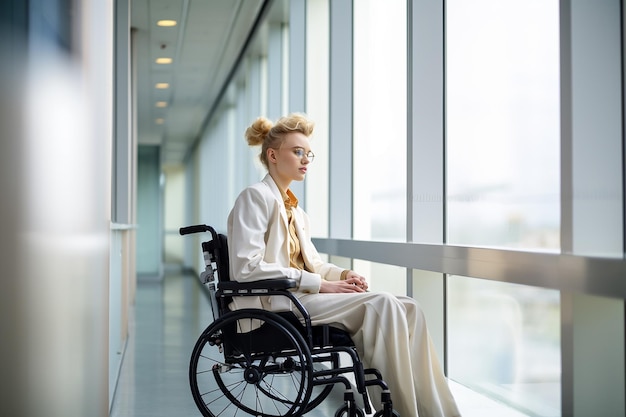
[130,0,266,167]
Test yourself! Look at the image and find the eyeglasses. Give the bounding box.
[292,147,315,162]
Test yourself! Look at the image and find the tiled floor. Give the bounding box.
[109,272,530,417]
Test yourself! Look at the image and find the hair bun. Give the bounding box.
[245,117,273,146]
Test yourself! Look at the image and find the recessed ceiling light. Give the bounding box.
[155,57,172,64]
[155,83,170,89]
[155,101,168,108]
[157,20,177,27]
[155,118,165,124]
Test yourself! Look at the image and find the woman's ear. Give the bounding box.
[267,148,278,164]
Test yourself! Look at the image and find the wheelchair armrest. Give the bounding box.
[218,278,297,293]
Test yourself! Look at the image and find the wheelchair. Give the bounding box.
[180,224,401,417]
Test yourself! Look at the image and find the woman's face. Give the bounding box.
[267,132,313,190]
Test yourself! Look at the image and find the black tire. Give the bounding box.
[373,410,401,417]
[334,403,366,417]
[189,309,314,417]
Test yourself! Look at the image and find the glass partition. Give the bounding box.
[446,1,562,415]
[353,260,406,296]
[448,275,561,416]
[305,0,330,238]
[446,0,560,251]
[353,0,407,241]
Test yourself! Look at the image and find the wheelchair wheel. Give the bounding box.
[189,309,314,417]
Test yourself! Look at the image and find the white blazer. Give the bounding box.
[226,174,344,313]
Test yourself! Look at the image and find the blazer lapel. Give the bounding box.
[262,174,289,235]
[291,208,315,270]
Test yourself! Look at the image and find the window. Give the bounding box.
[446,0,560,251]
[353,0,407,241]
[305,0,330,238]
[446,1,562,414]
[448,276,561,415]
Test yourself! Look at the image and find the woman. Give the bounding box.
[227,113,461,417]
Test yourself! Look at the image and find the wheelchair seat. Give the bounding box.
[180,224,400,417]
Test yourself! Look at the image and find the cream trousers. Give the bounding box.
[297,291,461,417]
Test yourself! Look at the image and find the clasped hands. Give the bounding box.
[320,270,369,293]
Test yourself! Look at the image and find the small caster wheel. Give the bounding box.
[373,410,401,417]
[335,403,366,417]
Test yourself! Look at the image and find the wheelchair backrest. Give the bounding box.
[179,224,232,320]
[202,232,233,315]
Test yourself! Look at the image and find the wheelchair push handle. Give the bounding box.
[179,224,209,235]
[179,224,217,236]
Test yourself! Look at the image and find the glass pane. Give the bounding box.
[354,260,406,296]
[353,0,406,241]
[446,0,560,250]
[448,276,561,416]
[305,0,330,238]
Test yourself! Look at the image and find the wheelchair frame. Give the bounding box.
[181,224,399,417]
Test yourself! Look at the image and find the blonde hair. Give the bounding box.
[245,113,314,168]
